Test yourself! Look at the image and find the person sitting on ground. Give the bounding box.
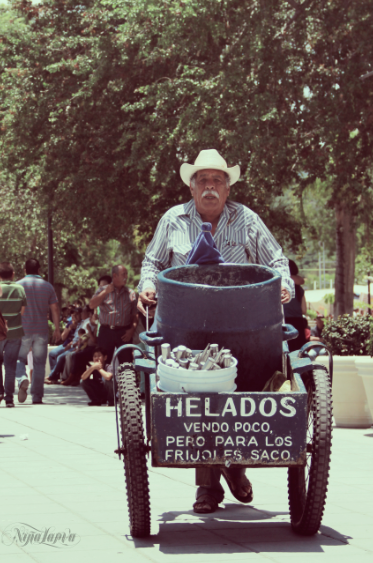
[61,309,98,386]
[47,306,79,375]
[45,308,82,384]
[76,328,89,351]
[61,307,69,323]
[80,346,114,406]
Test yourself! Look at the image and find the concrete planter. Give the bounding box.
[317,355,372,428]
[354,357,373,423]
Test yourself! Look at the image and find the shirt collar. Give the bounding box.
[26,275,42,278]
[176,199,233,234]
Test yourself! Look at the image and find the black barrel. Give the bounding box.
[156,264,283,392]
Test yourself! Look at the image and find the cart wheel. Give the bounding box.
[117,362,151,538]
[288,368,332,535]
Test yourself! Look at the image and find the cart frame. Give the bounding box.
[113,334,333,538]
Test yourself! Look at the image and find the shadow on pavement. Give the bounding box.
[42,384,89,406]
[0,434,15,443]
[130,505,350,554]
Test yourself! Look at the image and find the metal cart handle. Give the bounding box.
[139,330,165,348]
[282,324,299,342]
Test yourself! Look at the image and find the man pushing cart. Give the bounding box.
[114,149,332,539]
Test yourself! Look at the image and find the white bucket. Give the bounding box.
[157,355,238,393]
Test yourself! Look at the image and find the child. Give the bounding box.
[76,328,89,351]
[80,346,114,406]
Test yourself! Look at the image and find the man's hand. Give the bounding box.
[281,287,291,304]
[121,328,134,343]
[52,328,61,344]
[81,361,103,381]
[138,288,157,316]
[65,342,72,350]
[105,283,115,294]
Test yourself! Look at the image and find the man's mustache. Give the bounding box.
[202,190,219,199]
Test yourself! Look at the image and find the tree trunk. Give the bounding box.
[334,203,356,317]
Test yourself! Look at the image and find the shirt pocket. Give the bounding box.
[220,233,249,264]
[169,234,193,266]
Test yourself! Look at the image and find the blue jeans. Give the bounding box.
[49,350,70,381]
[16,334,48,403]
[0,338,22,403]
[49,344,66,371]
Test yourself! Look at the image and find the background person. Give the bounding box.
[15,258,60,404]
[89,265,138,364]
[283,259,307,353]
[45,308,82,384]
[0,262,27,407]
[80,346,114,406]
[64,310,98,386]
[308,313,327,360]
[48,307,78,374]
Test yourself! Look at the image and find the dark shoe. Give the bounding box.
[18,379,29,403]
[0,394,3,404]
[32,401,44,405]
[193,494,219,514]
[6,401,15,408]
[88,402,101,406]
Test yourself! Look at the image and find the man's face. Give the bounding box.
[93,352,107,365]
[81,309,89,320]
[73,312,81,324]
[190,169,230,218]
[113,266,128,288]
[316,318,324,330]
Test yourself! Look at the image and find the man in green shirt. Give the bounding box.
[0,262,27,407]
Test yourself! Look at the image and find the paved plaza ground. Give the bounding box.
[1,384,373,563]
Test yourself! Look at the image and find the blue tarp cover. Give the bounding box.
[186,222,225,265]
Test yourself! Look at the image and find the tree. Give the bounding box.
[1,0,373,316]
[0,180,144,301]
[292,1,373,314]
[0,0,307,246]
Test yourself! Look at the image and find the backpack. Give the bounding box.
[0,310,8,341]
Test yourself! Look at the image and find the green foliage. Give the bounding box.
[1,0,373,309]
[307,309,317,320]
[323,293,335,305]
[323,315,373,356]
[0,179,142,299]
[355,247,373,285]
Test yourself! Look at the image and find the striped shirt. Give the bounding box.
[138,199,294,295]
[0,281,27,340]
[17,275,58,337]
[93,285,137,327]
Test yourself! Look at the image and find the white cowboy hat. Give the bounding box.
[180,149,240,186]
